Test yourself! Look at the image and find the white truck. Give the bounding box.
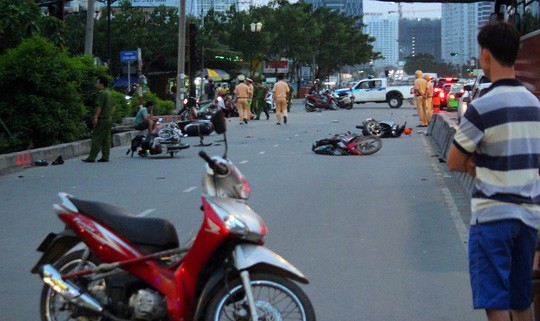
[335,78,414,108]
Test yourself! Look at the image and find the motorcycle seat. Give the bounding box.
[70,198,179,254]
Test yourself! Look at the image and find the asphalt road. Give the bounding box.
[0,101,484,321]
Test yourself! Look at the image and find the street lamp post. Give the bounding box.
[249,22,262,78]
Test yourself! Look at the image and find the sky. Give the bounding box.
[363,0,441,19]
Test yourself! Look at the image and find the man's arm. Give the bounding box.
[447,143,476,177]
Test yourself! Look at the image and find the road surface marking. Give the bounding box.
[258,151,266,155]
[183,186,197,193]
[240,160,248,164]
[137,209,155,217]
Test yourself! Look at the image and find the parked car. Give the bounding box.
[446,84,465,110]
[457,74,491,123]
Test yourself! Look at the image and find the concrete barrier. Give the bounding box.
[427,113,474,193]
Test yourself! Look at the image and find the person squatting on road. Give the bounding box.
[234,75,250,124]
[82,76,115,163]
[447,21,540,321]
[424,74,434,124]
[413,70,428,127]
[273,73,290,125]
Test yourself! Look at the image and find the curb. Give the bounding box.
[0,130,140,175]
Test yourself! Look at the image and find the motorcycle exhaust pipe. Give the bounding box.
[40,264,103,314]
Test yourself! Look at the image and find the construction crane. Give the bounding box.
[388,3,440,20]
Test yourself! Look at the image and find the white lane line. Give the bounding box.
[258,151,266,155]
[273,144,279,147]
[136,209,156,217]
[240,160,248,164]
[183,186,197,193]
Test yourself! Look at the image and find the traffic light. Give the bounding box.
[450,52,459,57]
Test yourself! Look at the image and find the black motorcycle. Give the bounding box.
[357,118,407,138]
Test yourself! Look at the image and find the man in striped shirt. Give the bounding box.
[448,22,540,321]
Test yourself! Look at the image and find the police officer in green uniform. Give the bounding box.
[254,83,269,120]
[83,76,114,162]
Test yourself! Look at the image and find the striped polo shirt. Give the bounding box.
[453,78,540,227]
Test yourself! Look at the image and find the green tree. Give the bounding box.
[0,0,41,54]
[311,7,376,81]
[0,36,89,148]
[404,53,457,77]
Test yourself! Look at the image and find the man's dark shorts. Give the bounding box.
[469,219,537,310]
[135,121,149,131]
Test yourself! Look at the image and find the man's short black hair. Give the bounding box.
[278,73,284,80]
[477,21,520,67]
[146,101,155,107]
[97,76,109,87]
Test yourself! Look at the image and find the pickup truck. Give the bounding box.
[335,78,414,108]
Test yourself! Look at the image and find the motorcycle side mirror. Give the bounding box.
[212,110,227,134]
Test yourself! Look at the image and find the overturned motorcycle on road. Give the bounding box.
[356,118,409,138]
[312,131,383,156]
[127,119,190,158]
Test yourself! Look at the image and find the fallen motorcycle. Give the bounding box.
[312,132,382,156]
[32,110,316,321]
[128,120,190,157]
[357,118,408,138]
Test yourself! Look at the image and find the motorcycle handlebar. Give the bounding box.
[198,150,228,176]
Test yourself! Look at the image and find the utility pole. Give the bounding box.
[176,0,186,112]
[84,0,96,55]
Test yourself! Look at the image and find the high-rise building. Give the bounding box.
[399,18,441,62]
[441,2,493,67]
[362,13,399,69]
[187,0,240,17]
[305,0,363,18]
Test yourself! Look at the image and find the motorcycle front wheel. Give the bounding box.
[205,272,316,321]
[40,250,105,321]
[355,135,383,155]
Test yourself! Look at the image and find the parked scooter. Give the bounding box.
[305,90,338,112]
[312,132,382,156]
[128,119,190,158]
[333,91,354,109]
[32,110,316,321]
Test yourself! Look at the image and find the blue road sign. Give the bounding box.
[121,51,137,62]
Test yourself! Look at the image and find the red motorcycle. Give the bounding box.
[32,111,316,321]
[304,90,338,112]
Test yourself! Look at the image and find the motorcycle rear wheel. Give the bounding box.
[364,120,384,137]
[355,135,382,155]
[205,272,316,321]
[40,250,104,321]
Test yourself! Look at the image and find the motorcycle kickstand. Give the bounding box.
[239,270,259,321]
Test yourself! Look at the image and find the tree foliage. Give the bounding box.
[404,53,457,77]
[0,36,90,148]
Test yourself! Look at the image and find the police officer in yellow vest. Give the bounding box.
[234,75,250,124]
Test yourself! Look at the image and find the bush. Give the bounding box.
[0,36,87,148]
